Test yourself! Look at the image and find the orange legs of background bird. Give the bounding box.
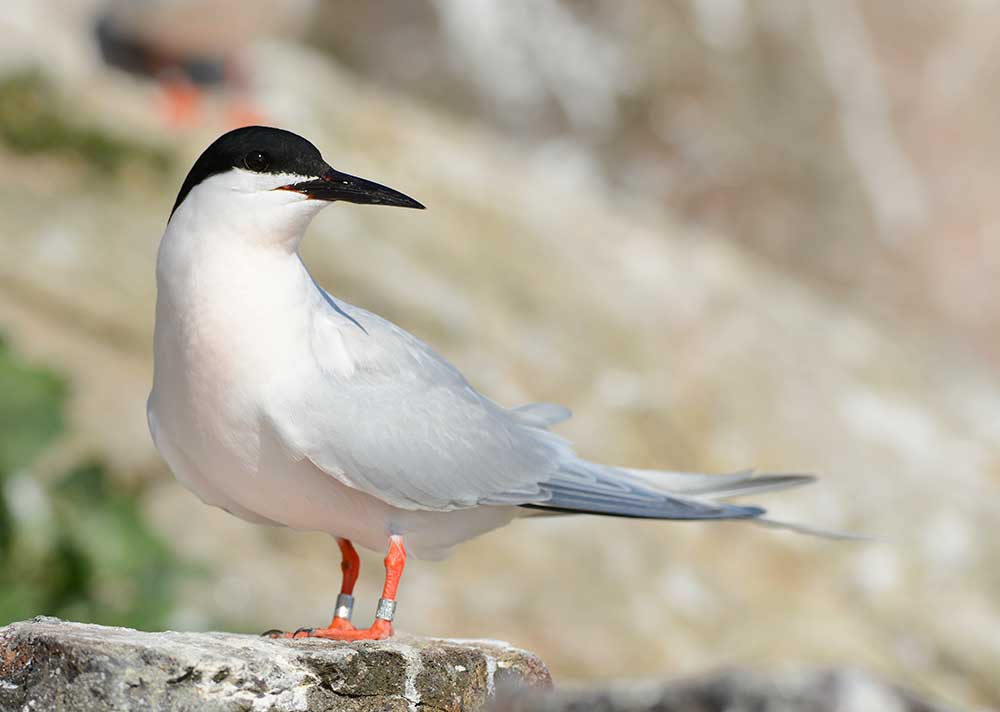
[160,75,202,127]
[270,535,407,641]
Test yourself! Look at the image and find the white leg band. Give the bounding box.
[374,597,396,621]
[334,593,354,620]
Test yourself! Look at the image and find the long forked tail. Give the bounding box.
[621,466,815,500]
[623,466,864,539]
[519,461,858,539]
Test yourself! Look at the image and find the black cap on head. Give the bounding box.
[171,126,329,217]
[170,126,424,218]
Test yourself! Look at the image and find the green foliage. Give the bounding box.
[0,70,173,175]
[0,334,66,475]
[0,337,188,630]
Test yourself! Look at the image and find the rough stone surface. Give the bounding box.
[0,617,551,712]
[495,668,954,712]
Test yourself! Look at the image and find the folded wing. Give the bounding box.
[270,295,813,520]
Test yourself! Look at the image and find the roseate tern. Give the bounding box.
[149,126,825,641]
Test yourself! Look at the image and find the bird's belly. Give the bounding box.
[149,314,520,558]
[152,400,517,558]
[150,391,397,548]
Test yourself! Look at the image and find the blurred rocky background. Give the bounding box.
[0,1,996,710]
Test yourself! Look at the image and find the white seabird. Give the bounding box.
[149,126,825,640]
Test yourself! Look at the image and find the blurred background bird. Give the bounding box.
[94,0,316,126]
[0,1,998,709]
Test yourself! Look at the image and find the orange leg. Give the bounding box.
[277,535,406,641]
[326,538,360,631]
[160,76,202,127]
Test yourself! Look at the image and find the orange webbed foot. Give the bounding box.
[264,536,403,644]
[281,619,393,641]
[325,616,357,632]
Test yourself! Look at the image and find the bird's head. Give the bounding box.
[167,126,424,247]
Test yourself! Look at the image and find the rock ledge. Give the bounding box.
[0,617,551,712]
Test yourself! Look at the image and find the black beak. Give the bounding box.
[280,168,424,209]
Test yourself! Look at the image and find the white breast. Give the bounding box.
[148,180,524,557]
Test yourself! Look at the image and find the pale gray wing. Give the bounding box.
[269,299,566,510]
[272,290,807,519]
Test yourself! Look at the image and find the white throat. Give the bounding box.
[154,169,332,381]
[167,168,328,254]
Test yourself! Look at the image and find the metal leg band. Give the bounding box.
[334,593,354,620]
[374,597,396,621]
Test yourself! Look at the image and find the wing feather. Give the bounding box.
[271,290,815,521]
[269,298,564,510]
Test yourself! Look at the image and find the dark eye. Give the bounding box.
[243,151,270,172]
